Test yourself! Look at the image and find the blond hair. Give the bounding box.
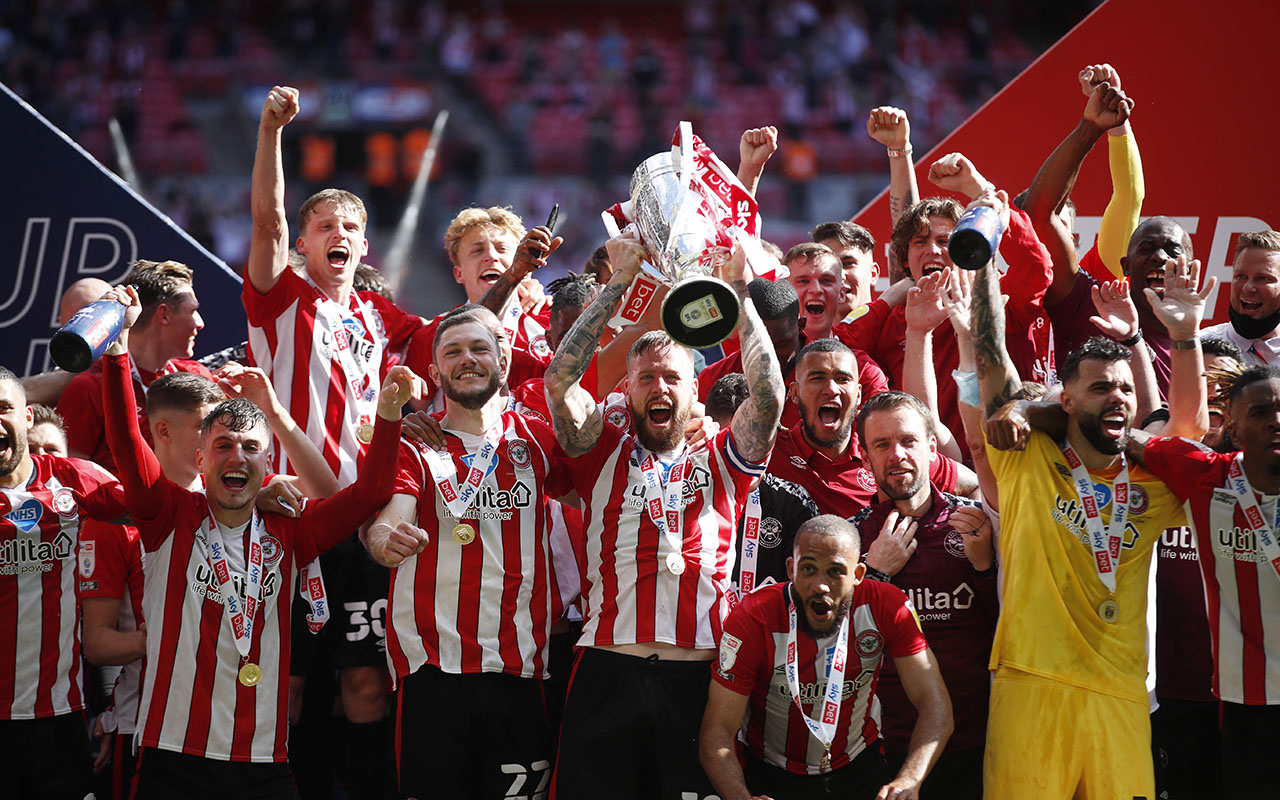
[443,206,526,265]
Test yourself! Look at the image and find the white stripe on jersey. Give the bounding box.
[3,473,84,720]
[578,431,755,650]
[136,523,293,763]
[1203,492,1280,703]
[247,280,386,488]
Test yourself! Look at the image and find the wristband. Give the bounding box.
[1117,329,1143,348]
[864,564,893,583]
[887,145,913,158]
[1171,337,1199,351]
[952,369,980,407]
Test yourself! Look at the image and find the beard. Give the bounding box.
[441,371,502,411]
[797,397,853,450]
[630,400,690,454]
[880,467,928,502]
[790,584,852,639]
[0,427,27,477]
[1229,304,1280,341]
[1076,407,1130,455]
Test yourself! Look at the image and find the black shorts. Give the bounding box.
[552,647,717,800]
[1221,700,1280,799]
[0,711,93,800]
[743,746,891,800]
[396,665,552,800]
[885,745,981,800]
[290,535,391,676]
[133,747,298,799]
[1151,697,1220,800]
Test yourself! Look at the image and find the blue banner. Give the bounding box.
[0,81,245,376]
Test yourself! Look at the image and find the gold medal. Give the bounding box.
[357,422,375,444]
[819,749,831,770]
[238,661,263,687]
[1097,598,1120,623]
[453,523,476,545]
[666,552,686,575]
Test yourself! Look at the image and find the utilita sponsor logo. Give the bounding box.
[0,531,74,573]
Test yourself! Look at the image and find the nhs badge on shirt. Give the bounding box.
[6,498,43,532]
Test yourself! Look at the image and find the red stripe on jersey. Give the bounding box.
[288,302,316,472]
[142,533,192,747]
[0,576,14,711]
[34,548,65,717]
[1235,557,1266,704]
[456,518,485,674]
[184,586,223,754]
[595,460,630,646]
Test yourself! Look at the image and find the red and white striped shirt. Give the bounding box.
[387,412,571,681]
[103,352,400,762]
[0,456,125,720]
[712,581,927,774]
[244,270,421,485]
[1145,437,1280,705]
[568,425,764,650]
[79,520,146,734]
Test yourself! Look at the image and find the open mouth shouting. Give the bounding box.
[1100,406,1129,439]
[0,428,13,463]
[221,470,250,492]
[806,594,836,628]
[1145,265,1166,295]
[647,400,674,430]
[327,246,351,271]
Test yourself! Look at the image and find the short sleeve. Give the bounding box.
[392,440,429,498]
[242,268,306,326]
[1143,436,1221,503]
[878,583,929,658]
[711,601,768,695]
[78,521,130,598]
[928,453,958,494]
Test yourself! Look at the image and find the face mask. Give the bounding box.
[1229,304,1280,340]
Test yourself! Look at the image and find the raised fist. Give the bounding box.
[1079,63,1122,96]
[1083,81,1133,131]
[739,126,779,174]
[866,106,911,150]
[261,86,300,129]
[927,153,989,200]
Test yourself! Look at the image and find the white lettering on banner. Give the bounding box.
[50,217,139,325]
[1,218,50,325]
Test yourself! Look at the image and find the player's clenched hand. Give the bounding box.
[947,504,995,572]
[379,366,426,416]
[865,511,918,576]
[684,415,719,453]
[369,521,430,567]
[605,231,648,282]
[877,779,920,800]
[512,226,564,279]
[866,106,911,150]
[261,86,300,129]
[739,126,778,174]
[984,400,1031,451]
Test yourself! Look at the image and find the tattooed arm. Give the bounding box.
[477,225,563,316]
[970,190,1026,423]
[723,249,785,463]
[544,233,647,456]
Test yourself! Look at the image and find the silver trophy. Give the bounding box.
[624,148,740,349]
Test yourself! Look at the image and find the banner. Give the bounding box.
[0,81,244,377]
[850,0,1280,326]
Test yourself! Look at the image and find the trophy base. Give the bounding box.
[660,276,739,349]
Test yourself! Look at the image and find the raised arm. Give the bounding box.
[215,363,340,499]
[700,682,763,800]
[1084,64,1145,279]
[1023,74,1132,305]
[476,225,564,317]
[545,233,647,456]
[879,647,953,800]
[1087,279,1159,425]
[867,107,918,227]
[941,269,1001,507]
[902,269,963,461]
[969,192,1024,420]
[1145,259,1215,439]
[724,248,785,463]
[247,86,300,295]
[736,126,778,198]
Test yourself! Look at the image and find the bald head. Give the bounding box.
[58,278,112,325]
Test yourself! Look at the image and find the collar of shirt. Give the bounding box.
[785,419,861,469]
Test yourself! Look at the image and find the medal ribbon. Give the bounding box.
[196,509,266,661]
[420,423,504,520]
[1226,454,1280,580]
[636,444,689,569]
[784,598,849,764]
[1061,443,1130,593]
[298,559,330,633]
[728,487,763,610]
[309,281,382,429]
